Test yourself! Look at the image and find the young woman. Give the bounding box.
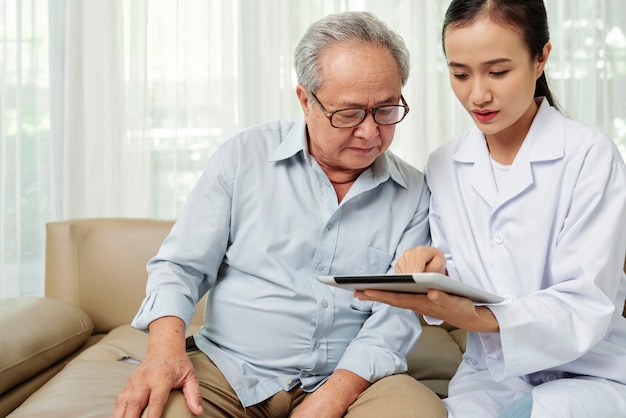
[356,1,626,417]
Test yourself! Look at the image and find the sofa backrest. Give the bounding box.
[45,218,206,334]
[45,219,626,334]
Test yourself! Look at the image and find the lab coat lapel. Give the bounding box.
[451,99,564,211]
[453,128,498,206]
[493,154,533,209]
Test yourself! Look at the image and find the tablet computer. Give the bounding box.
[317,272,504,304]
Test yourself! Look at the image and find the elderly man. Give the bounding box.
[113,11,446,418]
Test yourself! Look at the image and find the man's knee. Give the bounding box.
[142,390,197,418]
[347,374,447,418]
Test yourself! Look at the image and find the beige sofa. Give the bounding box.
[1,217,468,417]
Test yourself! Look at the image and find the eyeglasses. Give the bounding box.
[311,92,410,128]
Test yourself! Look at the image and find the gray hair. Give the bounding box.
[294,11,410,95]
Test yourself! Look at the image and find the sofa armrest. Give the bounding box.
[45,218,208,333]
[0,297,93,396]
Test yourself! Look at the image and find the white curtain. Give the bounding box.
[1,0,625,298]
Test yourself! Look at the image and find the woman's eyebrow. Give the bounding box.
[447,58,513,68]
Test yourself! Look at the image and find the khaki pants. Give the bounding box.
[145,339,447,418]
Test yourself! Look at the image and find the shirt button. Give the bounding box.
[317,264,324,271]
[284,377,293,384]
[494,232,504,244]
[321,300,329,308]
[313,341,321,349]
[327,223,334,230]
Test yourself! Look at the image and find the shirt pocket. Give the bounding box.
[346,247,394,313]
[359,246,394,274]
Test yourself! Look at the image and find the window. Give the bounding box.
[1,0,625,298]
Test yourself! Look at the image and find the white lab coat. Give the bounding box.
[425,99,626,418]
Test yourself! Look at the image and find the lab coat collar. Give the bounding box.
[451,98,564,164]
[451,98,565,208]
[520,97,565,162]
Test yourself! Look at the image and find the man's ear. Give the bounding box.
[536,41,552,78]
[296,84,311,117]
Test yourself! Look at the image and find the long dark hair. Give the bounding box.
[442,0,559,109]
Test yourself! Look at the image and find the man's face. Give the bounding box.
[297,42,403,179]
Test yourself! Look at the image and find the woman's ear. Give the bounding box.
[536,41,552,78]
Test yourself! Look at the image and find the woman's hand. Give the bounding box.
[395,246,447,275]
[354,288,499,332]
[356,246,499,333]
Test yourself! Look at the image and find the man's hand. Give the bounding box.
[290,369,370,418]
[111,317,203,418]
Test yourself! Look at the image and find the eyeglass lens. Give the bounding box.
[332,105,406,128]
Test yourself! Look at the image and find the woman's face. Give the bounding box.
[444,16,550,144]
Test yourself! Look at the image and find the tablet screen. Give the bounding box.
[317,273,504,304]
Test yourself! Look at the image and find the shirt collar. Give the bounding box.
[379,153,409,189]
[269,121,308,162]
[452,98,565,164]
[269,121,408,189]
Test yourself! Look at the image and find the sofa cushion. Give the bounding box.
[0,359,69,418]
[0,297,93,395]
[8,325,201,418]
[8,326,147,418]
[7,353,139,418]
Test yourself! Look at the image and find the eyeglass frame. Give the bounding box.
[310,92,410,128]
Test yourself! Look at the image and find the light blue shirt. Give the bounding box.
[132,120,430,407]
